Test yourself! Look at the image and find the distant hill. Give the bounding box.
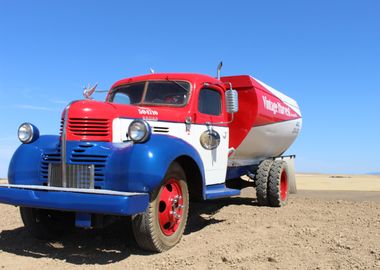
[368,172,380,175]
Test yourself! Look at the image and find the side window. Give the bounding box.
[198,88,222,116]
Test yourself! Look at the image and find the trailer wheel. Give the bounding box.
[288,175,297,194]
[286,157,297,194]
[255,159,273,206]
[268,160,289,207]
[20,207,74,240]
[132,162,189,252]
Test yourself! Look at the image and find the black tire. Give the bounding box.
[268,160,289,207]
[131,162,189,252]
[287,158,297,194]
[255,159,273,206]
[20,207,75,240]
[288,174,297,194]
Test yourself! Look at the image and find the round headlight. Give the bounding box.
[18,123,39,143]
[128,120,150,143]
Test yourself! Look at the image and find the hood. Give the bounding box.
[63,100,188,142]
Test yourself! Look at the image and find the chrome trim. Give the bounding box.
[200,130,221,150]
[61,101,78,188]
[83,83,98,100]
[216,61,223,80]
[225,88,239,113]
[0,184,146,196]
[128,119,151,143]
[18,123,34,144]
[49,163,95,189]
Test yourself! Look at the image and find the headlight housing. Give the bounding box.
[128,120,150,143]
[18,123,40,144]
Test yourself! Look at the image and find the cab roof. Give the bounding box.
[111,73,222,89]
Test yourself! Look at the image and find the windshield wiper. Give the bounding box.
[165,78,189,92]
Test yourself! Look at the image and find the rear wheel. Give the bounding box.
[20,207,74,240]
[268,160,289,207]
[255,159,273,206]
[131,162,189,252]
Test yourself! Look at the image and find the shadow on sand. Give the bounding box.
[0,196,257,265]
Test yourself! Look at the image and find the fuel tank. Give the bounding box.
[221,75,302,167]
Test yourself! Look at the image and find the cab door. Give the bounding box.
[194,86,229,185]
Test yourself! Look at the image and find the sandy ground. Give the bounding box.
[297,173,380,191]
[0,175,380,269]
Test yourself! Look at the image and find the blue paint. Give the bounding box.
[8,134,205,194]
[104,135,205,193]
[0,186,149,215]
[75,213,92,228]
[6,134,206,215]
[8,135,60,185]
[205,184,240,200]
[226,166,253,180]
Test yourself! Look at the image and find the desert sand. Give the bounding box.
[0,174,379,269]
[297,173,380,191]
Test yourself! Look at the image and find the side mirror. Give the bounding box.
[225,89,238,113]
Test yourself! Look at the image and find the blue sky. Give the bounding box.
[0,1,379,177]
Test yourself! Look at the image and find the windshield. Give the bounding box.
[109,80,190,106]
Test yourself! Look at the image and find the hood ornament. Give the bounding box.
[83,83,98,100]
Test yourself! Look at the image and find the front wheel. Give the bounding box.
[20,207,74,240]
[131,162,189,252]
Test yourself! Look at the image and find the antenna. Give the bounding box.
[217,61,223,80]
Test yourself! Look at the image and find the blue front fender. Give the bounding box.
[105,134,205,193]
[8,135,60,185]
[8,134,205,195]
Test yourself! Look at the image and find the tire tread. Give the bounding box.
[268,160,288,207]
[132,162,189,252]
[255,159,273,206]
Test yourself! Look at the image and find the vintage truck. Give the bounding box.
[0,71,302,252]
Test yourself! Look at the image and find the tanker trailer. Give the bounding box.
[222,75,302,205]
[0,72,302,252]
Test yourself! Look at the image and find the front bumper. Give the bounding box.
[0,184,149,216]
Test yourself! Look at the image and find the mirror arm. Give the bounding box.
[212,112,235,125]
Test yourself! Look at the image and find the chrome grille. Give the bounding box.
[59,118,64,135]
[41,142,108,189]
[41,146,61,182]
[71,143,107,183]
[48,163,94,189]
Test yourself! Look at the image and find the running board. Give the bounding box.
[205,184,240,200]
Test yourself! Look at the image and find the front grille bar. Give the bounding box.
[61,101,79,187]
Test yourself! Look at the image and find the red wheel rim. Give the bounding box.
[158,178,184,236]
[280,170,288,201]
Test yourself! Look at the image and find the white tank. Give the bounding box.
[221,75,302,167]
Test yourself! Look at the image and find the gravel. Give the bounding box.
[0,187,379,269]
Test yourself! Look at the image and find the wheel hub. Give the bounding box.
[158,178,184,236]
[280,170,288,201]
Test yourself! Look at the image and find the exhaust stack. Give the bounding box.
[216,61,223,80]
